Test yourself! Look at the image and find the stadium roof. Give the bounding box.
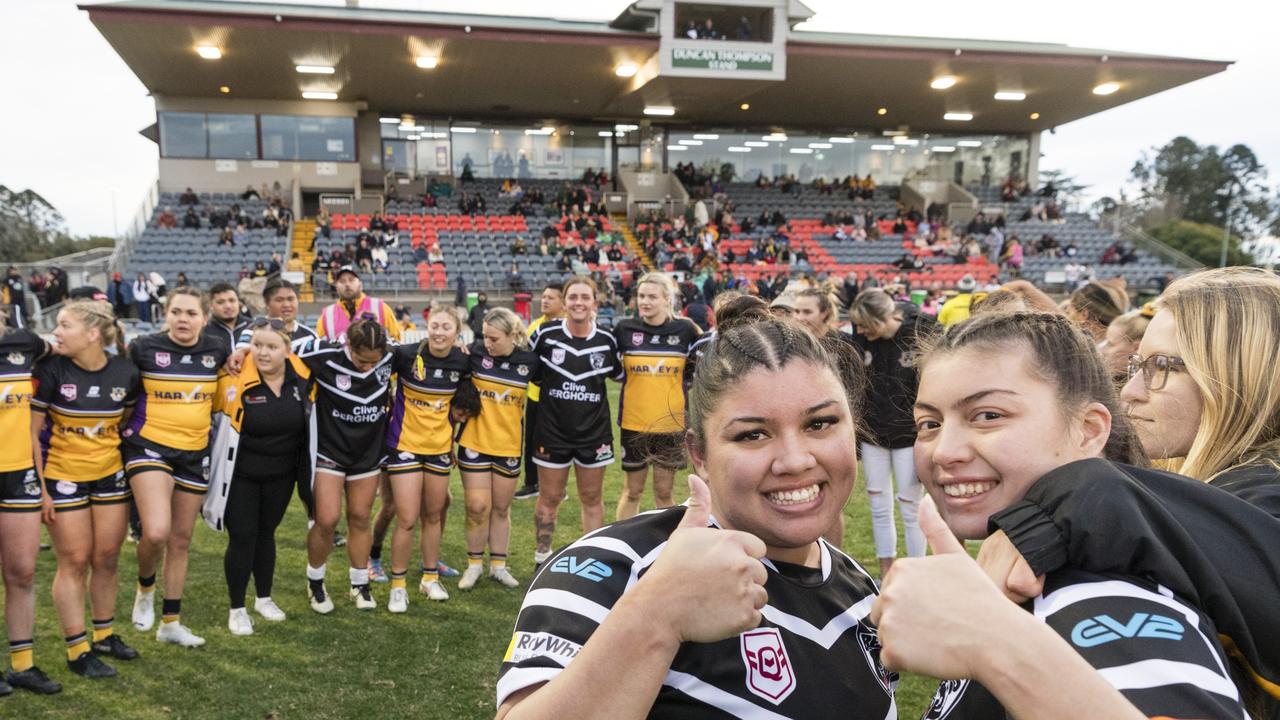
[82,0,1231,136]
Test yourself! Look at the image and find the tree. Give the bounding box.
[1147,220,1255,268]
[1038,169,1088,211]
[0,184,113,261]
[1130,137,1274,237]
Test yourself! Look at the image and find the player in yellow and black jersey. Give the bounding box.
[382,306,471,609]
[0,311,61,695]
[456,307,540,592]
[123,287,229,649]
[612,273,701,521]
[32,300,141,680]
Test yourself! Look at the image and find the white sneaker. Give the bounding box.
[419,579,449,601]
[458,564,484,591]
[533,549,552,566]
[350,585,377,610]
[490,566,521,588]
[388,587,408,613]
[308,581,334,615]
[132,589,155,631]
[156,621,206,647]
[228,608,254,636]
[254,597,286,622]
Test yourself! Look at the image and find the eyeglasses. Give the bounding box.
[250,317,287,331]
[1126,353,1185,391]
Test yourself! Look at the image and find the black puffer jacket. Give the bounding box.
[849,302,937,449]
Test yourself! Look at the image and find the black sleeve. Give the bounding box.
[989,458,1280,699]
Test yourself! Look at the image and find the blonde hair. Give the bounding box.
[63,300,125,355]
[1067,281,1128,333]
[636,272,677,319]
[848,288,897,328]
[795,287,838,326]
[483,307,529,349]
[1159,267,1280,480]
[1107,308,1152,345]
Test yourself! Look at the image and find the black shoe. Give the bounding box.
[514,484,539,500]
[92,634,139,661]
[0,677,11,696]
[7,666,63,694]
[332,531,347,548]
[68,652,117,679]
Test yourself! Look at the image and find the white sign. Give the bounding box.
[326,139,345,153]
[251,160,280,169]
[214,159,237,173]
[316,162,338,176]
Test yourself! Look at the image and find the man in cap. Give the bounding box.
[315,266,401,343]
[937,274,978,327]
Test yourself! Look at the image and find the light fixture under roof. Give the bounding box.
[667,145,687,151]
[400,124,425,132]
[1093,81,1120,95]
[450,126,478,133]
[809,142,833,149]
[871,144,895,151]
[876,107,888,115]
[218,86,230,94]
[728,146,751,153]
[196,45,222,60]
[930,76,957,90]
[296,65,335,75]
[789,148,813,154]
[744,141,768,147]
[302,91,337,100]
[828,137,855,144]
[994,91,1026,101]
[597,130,613,137]
[957,140,983,147]
[678,139,703,146]
[524,128,553,135]
[692,134,719,140]
[643,105,676,116]
[379,117,401,124]
[763,133,787,142]
[931,146,956,153]
[615,124,639,132]
[1029,112,1041,120]
[893,137,920,146]
[422,132,447,139]
[416,55,439,69]
[739,103,750,110]
[406,135,420,140]
[944,112,974,121]
[614,62,638,78]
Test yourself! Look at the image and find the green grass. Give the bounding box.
[2,389,941,719]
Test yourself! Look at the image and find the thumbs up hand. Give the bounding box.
[637,474,770,644]
[871,495,1030,679]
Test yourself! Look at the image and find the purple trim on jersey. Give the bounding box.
[128,394,148,435]
[384,383,407,452]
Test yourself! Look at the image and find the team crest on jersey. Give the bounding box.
[589,353,604,370]
[482,357,494,370]
[6,352,23,365]
[464,448,480,460]
[594,443,612,461]
[201,355,216,369]
[667,335,681,345]
[60,384,77,401]
[376,365,392,384]
[856,623,897,695]
[506,457,519,467]
[740,628,796,705]
[399,451,414,461]
[501,362,510,370]
[336,374,352,391]
[155,352,171,368]
[551,348,565,365]
[631,332,644,346]
[110,387,127,402]
[923,679,970,719]
[449,371,460,382]
[516,364,529,377]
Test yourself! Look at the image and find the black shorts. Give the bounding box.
[49,472,132,511]
[532,442,615,470]
[385,450,453,477]
[619,429,687,471]
[0,467,43,513]
[123,435,211,495]
[457,446,522,478]
[315,452,385,481]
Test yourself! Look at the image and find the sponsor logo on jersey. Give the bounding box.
[244,395,267,405]
[201,355,216,369]
[155,352,171,368]
[551,348,565,365]
[482,357,494,370]
[651,334,660,343]
[87,385,100,398]
[595,443,612,460]
[504,631,583,665]
[501,362,509,370]
[5,352,23,365]
[505,457,519,467]
[740,627,796,705]
[144,449,161,458]
[336,374,352,391]
[1070,613,1184,648]
[180,355,192,364]
[433,369,443,379]
[589,353,604,370]
[60,384,77,401]
[438,454,451,464]
[549,556,613,582]
[111,471,126,488]
[631,332,644,346]
[516,364,529,377]
[110,387,127,402]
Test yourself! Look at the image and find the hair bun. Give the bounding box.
[714,295,771,332]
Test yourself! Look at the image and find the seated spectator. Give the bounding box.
[1034,233,1060,257]
[232,223,248,245]
[892,216,908,235]
[252,261,268,278]
[1119,244,1139,265]
[182,207,201,229]
[507,262,525,292]
[179,187,199,205]
[371,245,389,272]
[510,237,528,255]
[1001,236,1024,276]
[370,213,386,231]
[356,239,374,273]
[425,242,443,265]
[684,19,698,38]
[896,252,923,271]
[413,245,429,264]
[1063,239,1079,257]
[218,227,235,246]
[267,252,283,276]
[241,184,259,200]
[1100,241,1123,265]
[157,206,178,228]
[287,252,305,273]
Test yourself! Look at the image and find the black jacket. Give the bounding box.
[850,303,936,448]
[990,458,1280,717]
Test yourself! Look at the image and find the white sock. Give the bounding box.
[306,564,327,581]
[349,567,369,586]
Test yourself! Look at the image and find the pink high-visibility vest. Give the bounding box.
[320,295,386,343]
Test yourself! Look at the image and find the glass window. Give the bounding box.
[207,114,257,159]
[261,115,355,162]
[159,112,208,158]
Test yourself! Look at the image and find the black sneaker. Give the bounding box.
[92,634,139,661]
[513,484,539,500]
[7,666,63,694]
[0,677,11,696]
[332,531,347,548]
[68,652,117,679]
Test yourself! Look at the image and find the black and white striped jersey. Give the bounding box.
[497,506,898,719]
[530,319,621,450]
[236,320,319,352]
[294,337,392,470]
[923,569,1248,720]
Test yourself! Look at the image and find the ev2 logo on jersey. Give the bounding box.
[549,556,612,582]
[1071,613,1184,648]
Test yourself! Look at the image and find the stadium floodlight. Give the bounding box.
[957,140,983,147]
[379,117,402,124]
[931,146,957,152]
[644,105,676,116]
[728,147,751,152]
[1092,82,1120,95]
[871,144,895,151]
[944,112,974,121]
[196,45,222,60]
[302,91,338,100]
[416,55,439,69]
[828,137,855,144]
[296,65,335,74]
[809,143,833,149]
[614,62,638,77]
[693,134,719,140]
[930,76,957,90]
[994,91,1026,101]
[789,148,814,154]
[450,126,478,133]
[677,139,703,146]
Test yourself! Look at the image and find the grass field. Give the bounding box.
[1,387,943,719]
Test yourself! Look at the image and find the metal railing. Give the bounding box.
[1115,222,1204,270]
[110,177,160,275]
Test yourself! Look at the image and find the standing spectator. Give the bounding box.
[178,187,198,205]
[467,292,491,339]
[203,282,248,356]
[4,267,26,327]
[132,273,155,324]
[315,267,401,344]
[107,272,132,319]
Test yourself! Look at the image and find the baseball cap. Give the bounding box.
[769,292,798,311]
[335,265,360,280]
[957,274,976,292]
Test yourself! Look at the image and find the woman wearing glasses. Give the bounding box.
[978,268,1280,717]
[208,318,310,636]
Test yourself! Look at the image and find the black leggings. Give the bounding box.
[223,471,294,609]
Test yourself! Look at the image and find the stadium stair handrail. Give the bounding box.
[1114,221,1205,271]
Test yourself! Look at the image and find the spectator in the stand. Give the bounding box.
[355,238,374,274]
[1063,239,1079,257]
[232,223,248,245]
[684,19,698,38]
[467,292,491,338]
[937,274,977,327]
[316,206,331,241]
[1101,241,1123,265]
[182,207,201,229]
[287,252,305,274]
[157,207,178,228]
[132,272,155,323]
[1001,236,1024,276]
[179,187,199,205]
[107,272,131,319]
[734,15,752,38]
[508,262,525,293]
[370,244,389,272]
[268,253,283,277]
[896,252,924,271]
[241,184,259,201]
[427,242,444,265]
[1034,233,1059,257]
[218,227,235,247]
[511,237,528,256]
[252,261,269,278]
[175,272,190,288]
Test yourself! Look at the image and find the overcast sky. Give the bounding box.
[2,0,1276,237]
